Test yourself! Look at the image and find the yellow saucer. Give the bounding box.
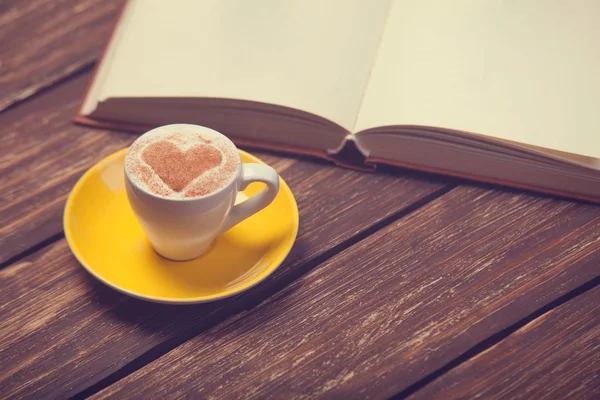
[64,148,298,304]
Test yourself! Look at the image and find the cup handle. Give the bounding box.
[219,163,280,233]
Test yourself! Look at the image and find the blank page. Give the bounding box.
[93,0,390,131]
[355,0,600,159]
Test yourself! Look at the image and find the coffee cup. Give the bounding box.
[124,123,280,261]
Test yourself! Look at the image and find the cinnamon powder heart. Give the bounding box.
[142,141,222,192]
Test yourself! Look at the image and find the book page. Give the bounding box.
[97,0,390,131]
[355,0,600,159]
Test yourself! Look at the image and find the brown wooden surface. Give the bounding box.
[1,1,600,399]
[0,0,122,112]
[90,188,600,399]
[0,157,445,398]
[0,74,132,264]
[409,284,600,400]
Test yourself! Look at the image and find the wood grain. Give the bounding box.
[2,2,597,398]
[92,188,600,399]
[0,159,443,398]
[0,0,122,111]
[0,74,132,263]
[409,284,600,400]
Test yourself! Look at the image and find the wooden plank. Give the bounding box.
[91,188,600,399]
[0,74,133,263]
[409,284,600,400]
[0,0,121,111]
[0,160,444,398]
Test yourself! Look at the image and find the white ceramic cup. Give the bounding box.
[124,124,280,261]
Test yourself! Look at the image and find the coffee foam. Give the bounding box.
[125,126,239,199]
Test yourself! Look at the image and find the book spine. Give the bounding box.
[327,135,373,172]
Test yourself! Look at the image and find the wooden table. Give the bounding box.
[1,1,599,399]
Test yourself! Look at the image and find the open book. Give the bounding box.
[76,0,600,202]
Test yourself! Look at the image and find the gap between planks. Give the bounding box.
[0,61,96,115]
[0,232,65,271]
[390,272,600,399]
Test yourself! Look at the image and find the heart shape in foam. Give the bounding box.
[142,141,222,192]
